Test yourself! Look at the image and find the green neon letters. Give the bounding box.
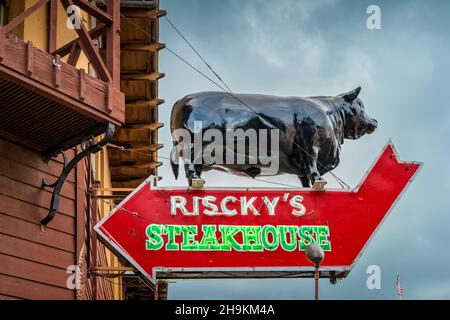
[145,224,331,252]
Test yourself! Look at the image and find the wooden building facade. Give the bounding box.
[0,0,164,300]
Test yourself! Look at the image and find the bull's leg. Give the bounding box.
[184,163,200,179]
[299,176,311,188]
[305,145,321,184]
[184,163,204,185]
[294,121,321,187]
[305,146,328,190]
[184,143,205,187]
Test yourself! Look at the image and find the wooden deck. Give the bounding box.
[0,0,124,155]
[0,32,124,153]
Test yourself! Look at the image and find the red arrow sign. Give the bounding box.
[95,141,421,284]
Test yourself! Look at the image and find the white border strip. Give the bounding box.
[94,140,422,284]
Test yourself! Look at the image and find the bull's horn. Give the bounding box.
[342,86,361,103]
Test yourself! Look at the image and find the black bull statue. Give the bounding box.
[170,87,377,187]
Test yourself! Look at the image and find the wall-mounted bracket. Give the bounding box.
[41,123,116,226]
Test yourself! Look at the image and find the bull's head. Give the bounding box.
[339,87,378,139]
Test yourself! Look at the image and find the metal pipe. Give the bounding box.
[314,264,319,301]
[305,244,324,301]
[120,0,158,9]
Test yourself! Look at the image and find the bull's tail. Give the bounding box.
[170,141,179,179]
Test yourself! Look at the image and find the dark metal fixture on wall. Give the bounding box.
[41,123,116,226]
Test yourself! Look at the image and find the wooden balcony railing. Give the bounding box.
[0,0,124,156]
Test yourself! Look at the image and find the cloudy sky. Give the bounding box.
[154,0,450,299]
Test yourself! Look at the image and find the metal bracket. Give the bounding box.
[40,123,115,226]
[312,178,327,191]
[189,178,205,190]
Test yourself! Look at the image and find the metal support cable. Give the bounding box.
[106,143,302,189]
[98,0,350,188]
[163,15,233,93]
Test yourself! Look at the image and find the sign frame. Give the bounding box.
[95,140,422,284]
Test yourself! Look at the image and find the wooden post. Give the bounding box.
[79,68,86,101]
[48,0,57,53]
[26,41,34,76]
[157,280,168,300]
[106,0,120,89]
[105,81,113,113]
[53,54,61,88]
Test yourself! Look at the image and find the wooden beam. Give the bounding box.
[106,0,120,88]
[147,122,164,131]
[60,0,111,82]
[122,9,167,18]
[66,43,81,66]
[93,195,126,200]
[4,0,50,33]
[92,266,135,272]
[112,178,147,189]
[48,0,58,53]
[148,144,163,152]
[91,188,135,192]
[110,163,162,179]
[153,99,165,107]
[121,73,165,81]
[108,144,162,165]
[113,124,164,143]
[52,23,107,57]
[122,43,166,52]
[126,99,165,108]
[73,0,112,25]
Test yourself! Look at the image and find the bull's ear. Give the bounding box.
[342,86,361,103]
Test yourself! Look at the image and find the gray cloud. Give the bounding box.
[155,0,450,299]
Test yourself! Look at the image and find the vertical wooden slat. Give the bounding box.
[26,41,33,76]
[106,0,120,89]
[105,81,112,114]
[48,0,58,53]
[53,54,61,88]
[0,28,5,62]
[79,68,86,101]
